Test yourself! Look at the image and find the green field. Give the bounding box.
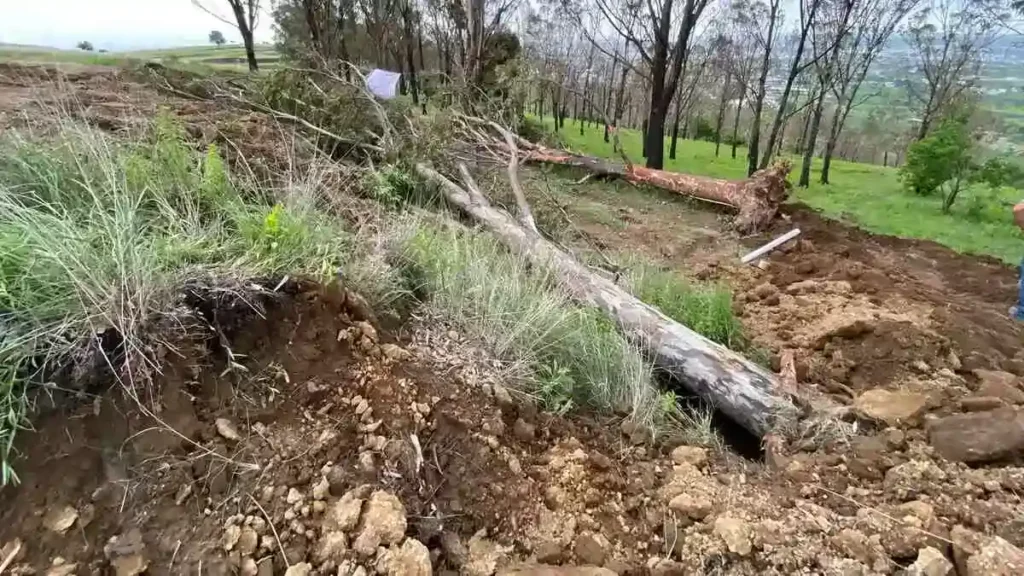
[0,44,279,71]
[539,118,1024,264]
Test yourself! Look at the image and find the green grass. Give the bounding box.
[0,44,279,71]
[0,109,393,484]
[539,117,1024,264]
[397,221,663,423]
[0,48,138,66]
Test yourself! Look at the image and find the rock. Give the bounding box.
[928,408,1024,463]
[806,313,875,348]
[326,489,365,533]
[440,531,469,567]
[237,527,258,556]
[384,538,432,576]
[356,321,378,342]
[43,505,78,534]
[215,418,242,441]
[854,389,927,425]
[908,547,953,576]
[669,446,708,468]
[312,476,330,500]
[222,525,242,551]
[492,384,514,409]
[499,567,616,576]
[284,563,312,576]
[513,419,536,442]
[103,529,148,576]
[326,466,348,496]
[713,516,752,556]
[649,559,687,576]
[46,559,78,576]
[257,558,274,576]
[967,536,1024,575]
[286,487,303,504]
[913,360,931,373]
[948,350,963,371]
[240,557,259,576]
[753,282,777,300]
[314,531,348,564]
[174,483,193,505]
[465,531,511,576]
[589,452,611,471]
[352,491,407,556]
[951,526,986,576]
[961,396,1006,412]
[534,541,564,565]
[574,533,608,566]
[381,343,411,361]
[974,370,1024,404]
[668,494,712,520]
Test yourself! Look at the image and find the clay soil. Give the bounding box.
[2,62,1024,576]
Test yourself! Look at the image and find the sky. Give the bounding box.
[0,0,275,51]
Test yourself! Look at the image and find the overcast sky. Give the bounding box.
[0,0,275,51]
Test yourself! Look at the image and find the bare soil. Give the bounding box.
[2,62,1024,576]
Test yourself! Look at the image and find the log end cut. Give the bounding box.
[732,161,793,234]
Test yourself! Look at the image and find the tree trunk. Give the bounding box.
[229,0,258,72]
[402,4,419,107]
[731,92,745,160]
[645,94,669,169]
[642,119,649,158]
[714,73,732,157]
[883,150,888,167]
[798,85,826,188]
[760,4,817,169]
[520,144,791,233]
[669,102,683,160]
[415,163,795,439]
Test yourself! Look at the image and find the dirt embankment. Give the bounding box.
[2,62,1024,576]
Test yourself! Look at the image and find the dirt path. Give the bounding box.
[2,62,1024,576]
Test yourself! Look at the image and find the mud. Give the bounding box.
[2,62,1024,576]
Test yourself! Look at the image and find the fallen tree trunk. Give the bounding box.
[523,145,792,234]
[416,162,798,439]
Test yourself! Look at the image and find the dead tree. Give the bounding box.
[414,154,796,438]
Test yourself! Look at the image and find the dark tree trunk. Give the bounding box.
[642,119,649,158]
[798,85,826,188]
[669,103,683,160]
[731,91,745,160]
[714,72,732,157]
[228,0,258,72]
[402,3,419,106]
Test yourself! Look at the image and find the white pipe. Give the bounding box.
[740,228,802,264]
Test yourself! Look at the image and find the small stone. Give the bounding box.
[284,562,312,576]
[589,452,611,471]
[257,557,274,576]
[240,557,259,576]
[222,525,242,551]
[352,491,407,556]
[513,419,536,442]
[974,370,1024,405]
[286,487,303,504]
[355,398,370,415]
[43,505,78,534]
[312,476,330,500]
[714,516,752,556]
[534,541,564,564]
[440,531,469,567]
[961,396,1006,412]
[913,360,931,373]
[359,451,376,472]
[668,493,712,520]
[669,446,708,468]
[952,525,986,575]
[381,343,411,361]
[384,538,431,576]
[574,533,607,566]
[174,483,193,505]
[885,429,906,449]
[492,384,514,409]
[753,282,777,300]
[966,536,1024,576]
[356,321,378,342]
[327,465,347,496]
[465,532,511,576]
[854,389,927,425]
[314,531,348,564]
[908,546,953,576]
[215,418,242,442]
[326,489,365,532]
[103,529,148,576]
[237,527,258,556]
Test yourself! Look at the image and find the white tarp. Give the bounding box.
[366,69,402,100]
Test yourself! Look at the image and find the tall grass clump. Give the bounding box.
[398,222,662,424]
[0,110,371,483]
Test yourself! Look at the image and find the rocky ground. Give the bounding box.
[1,61,1024,576]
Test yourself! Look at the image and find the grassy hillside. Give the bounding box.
[539,117,1024,264]
[0,44,279,71]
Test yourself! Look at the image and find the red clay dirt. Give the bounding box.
[2,62,1024,576]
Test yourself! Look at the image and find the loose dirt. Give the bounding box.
[2,62,1024,576]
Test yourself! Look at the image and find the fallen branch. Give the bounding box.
[416,162,798,439]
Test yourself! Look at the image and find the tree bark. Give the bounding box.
[731,91,745,160]
[228,0,258,72]
[415,163,795,438]
[798,85,826,188]
[669,101,683,160]
[714,72,732,157]
[521,144,791,233]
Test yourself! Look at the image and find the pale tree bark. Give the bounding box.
[414,162,796,438]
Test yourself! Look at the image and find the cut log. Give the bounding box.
[523,145,791,233]
[415,162,797,439]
